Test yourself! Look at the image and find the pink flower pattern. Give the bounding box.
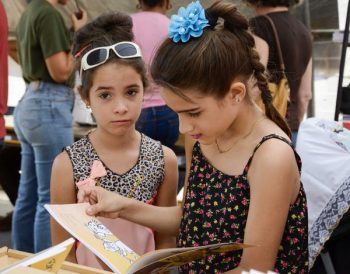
[177,135,308,273]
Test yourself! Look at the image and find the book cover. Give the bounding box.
[1,238,75,273]
[45,203,252,274]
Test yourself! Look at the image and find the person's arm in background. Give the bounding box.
[251,35,269,101]
[297,58,312,122]
[254,35,269,67]
[45,10,87,83]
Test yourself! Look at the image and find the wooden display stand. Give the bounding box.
[0,247,112,274]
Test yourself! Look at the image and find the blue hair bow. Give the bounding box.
[168,1,209,43]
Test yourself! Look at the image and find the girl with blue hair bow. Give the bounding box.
[77,1,308,273]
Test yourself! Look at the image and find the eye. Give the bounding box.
[188,112,201,118]
[98,91,111,100]
[127,89,139,97]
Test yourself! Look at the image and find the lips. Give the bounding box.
[110,120,131,125]
[190,134,202,139]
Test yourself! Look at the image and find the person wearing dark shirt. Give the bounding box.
[245,0,312,145]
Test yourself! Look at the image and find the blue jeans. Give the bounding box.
[136,105,179,149]
[292,131,298,147]
[12,82,74,252]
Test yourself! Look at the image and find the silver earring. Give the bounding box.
[86,104,90,109]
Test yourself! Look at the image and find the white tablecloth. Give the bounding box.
[296,118,350,267]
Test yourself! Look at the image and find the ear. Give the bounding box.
[226,81,247,104]
[77,85,90,106]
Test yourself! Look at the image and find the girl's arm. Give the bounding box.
[78,186,183,236]
[50,151,77,263]
[226,139,300,273]
[153,146,179,249]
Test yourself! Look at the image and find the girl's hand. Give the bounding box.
[77,186,128,219]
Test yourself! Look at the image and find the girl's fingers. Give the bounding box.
[77,187,93,203]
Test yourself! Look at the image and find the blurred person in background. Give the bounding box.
[132,0,180,150]
[244,0,312,145]
[12,0,87,252]
[0,0,12,231]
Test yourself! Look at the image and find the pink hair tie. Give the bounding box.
[74,44,91,58]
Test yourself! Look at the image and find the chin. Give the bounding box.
[198,138,215,146]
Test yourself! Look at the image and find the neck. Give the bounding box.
[255,6,289,15]
[141,6,167,14]
[91,127,140,152]
[217,104,264,147]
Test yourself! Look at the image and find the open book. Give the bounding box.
[45,203,252,274]
[1,238,75,273]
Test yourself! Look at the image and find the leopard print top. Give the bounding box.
[64,133,165,203]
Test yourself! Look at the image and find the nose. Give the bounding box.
[178,116,193,134]
[113,99,128,114]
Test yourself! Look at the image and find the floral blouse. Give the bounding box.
[177,134,308,273]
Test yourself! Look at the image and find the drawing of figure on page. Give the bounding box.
[86,219,139,264]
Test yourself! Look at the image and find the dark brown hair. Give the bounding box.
[243,0,300,8]
[72,12,148,100]
[139,0,167,8]
[151,0,291,137]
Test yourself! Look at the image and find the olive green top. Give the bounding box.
[16,0,74,87]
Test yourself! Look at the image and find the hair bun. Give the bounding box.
[73,12,134,56]
[91,12,134,39]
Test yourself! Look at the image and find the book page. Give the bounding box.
[128,241,252,274]
[45,203,139,274]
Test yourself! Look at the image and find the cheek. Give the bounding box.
[131,96,143,114]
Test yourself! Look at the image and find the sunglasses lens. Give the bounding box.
[114,43,138,57]
[86,48,108,66]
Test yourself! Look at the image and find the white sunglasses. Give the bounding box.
[79,41,142,76]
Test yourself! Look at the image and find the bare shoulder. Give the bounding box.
[51,151,76,203]
[248,134,300,205]
[161,145,178,165]
[253,135,297,170]
[52,150,73,171]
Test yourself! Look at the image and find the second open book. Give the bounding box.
[45,203,252,274]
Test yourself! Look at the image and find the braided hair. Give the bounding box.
[151,0,291,137]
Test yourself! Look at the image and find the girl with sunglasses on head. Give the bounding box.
[50,12,178,269]
[77,1,308,273]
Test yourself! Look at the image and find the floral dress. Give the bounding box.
[178,134,308,273]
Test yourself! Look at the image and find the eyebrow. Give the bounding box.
[176,107,201,113]
[94,84,141,91]
[94,86,113,91]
